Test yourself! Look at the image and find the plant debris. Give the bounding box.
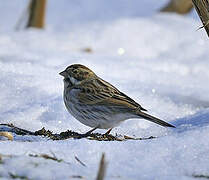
[29,153,63,163]
[0,123,35,135]
[96,153,106,180]
[28,152,71,165]
[9,173,30,180]
[75,156,86,167]
[0,131,13,141]
[69,175,85,179]
[81,47,93,53]
[192,174,209,179]
[0,123,156,141]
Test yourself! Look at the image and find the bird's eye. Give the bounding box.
[83,71,89,75]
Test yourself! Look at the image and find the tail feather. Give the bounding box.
[137,111,175,128]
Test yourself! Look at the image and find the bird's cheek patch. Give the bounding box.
[68,76,80,85]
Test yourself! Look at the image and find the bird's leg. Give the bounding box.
[104,128,112,135]
[81,127,98,137]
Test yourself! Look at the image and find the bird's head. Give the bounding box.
[59,64,96,85]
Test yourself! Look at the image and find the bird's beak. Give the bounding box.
[59,70,68,77]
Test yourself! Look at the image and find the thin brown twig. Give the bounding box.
[75,156,86,167]
[96,153,107,180]
[28,152,71,165]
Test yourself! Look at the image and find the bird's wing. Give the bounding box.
[76,78,147,111]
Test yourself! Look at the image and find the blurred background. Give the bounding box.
[0,0,198,31]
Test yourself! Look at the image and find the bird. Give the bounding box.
[59,64,175,135]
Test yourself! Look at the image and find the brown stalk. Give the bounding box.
[96,153,107,180]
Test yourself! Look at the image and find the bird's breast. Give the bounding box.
[64,88,81,103]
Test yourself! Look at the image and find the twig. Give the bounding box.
[69,175,85,179]
[0,123,35,135]
[28,152,71,165]
[29,153,62,162]
[96,153,107,180]
[123,135,156,140]
[75,156,86,167]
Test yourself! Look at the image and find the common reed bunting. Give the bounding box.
[60,64,175,135]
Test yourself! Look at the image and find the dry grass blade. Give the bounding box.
[29,153,64,163]
[0,132,13,141]
[124,135,156,140]
[96,153,107,180]
[75,156,86,167]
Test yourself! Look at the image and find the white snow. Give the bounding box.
[0,0,209,179]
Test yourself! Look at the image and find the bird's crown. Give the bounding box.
[59,64,96,85]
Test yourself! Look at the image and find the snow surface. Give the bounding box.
[0,1,209,179]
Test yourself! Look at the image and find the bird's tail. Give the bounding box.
[137,111,175,128]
